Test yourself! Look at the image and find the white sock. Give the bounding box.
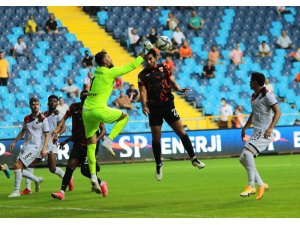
[91,173,97,181]
[22,169,40,182]
[60,190,65,194]
[54,167,65,178]
[239,150,256,187]
[14,169,22,191]
[25,168,34,190]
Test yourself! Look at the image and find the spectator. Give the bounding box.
[82,50,94,68]
[208,45,221,65]
[128,27,142,57]
[113,91,139,110]
[232,105,246,128]
[294,73,300,83]
[218,98,233,129]
[276,30,293,49]
[13,37,30,59]
[179,41,193,60]
[0,50,10,86]
[146,27,159,45]
[84,72,93,91]
[172,26,186,47]
[258,41,272,57]
[167,12,179,30]
[61,78,80,99]
[229,42,243,66]
[286,48,300,62]
[126,84,140,102]
[25,15,37,34]
[188,11,205,32]
[36,25,45,35]
[202,60,215,79]
[114,77,124,90]
[45,14,58,34]
[276,6,292,15]
[265,78,274,93]
[57,97,69,115]
[163,56,175,73]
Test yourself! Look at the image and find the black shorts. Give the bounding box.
[149,105,180,127]
[69,143,88,165]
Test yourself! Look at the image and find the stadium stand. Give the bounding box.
[0,6,300,139]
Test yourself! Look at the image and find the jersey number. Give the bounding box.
[89,77,96,91]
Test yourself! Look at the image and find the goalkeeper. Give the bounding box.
[82,41,153,193]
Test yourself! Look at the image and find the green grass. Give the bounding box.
[1,154,300,218]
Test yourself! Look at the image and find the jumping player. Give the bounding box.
[8,97,49,197]
[239,72,281,200]
[52,91,108,200]
[138,49,205,181]
[82,42,153,192]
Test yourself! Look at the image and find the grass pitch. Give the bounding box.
[0,154,300,218]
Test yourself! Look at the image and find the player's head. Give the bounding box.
[17,37,22,44]
[80,90,89,103]
[29,97,40,113]
[85,50,90,56]
[250,72,265,90]
[95,49,114,68]
[145,49,157,67]
[48,95,59,110]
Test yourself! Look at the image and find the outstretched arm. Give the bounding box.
[138,83,149,116]
[109,56,144,79]
[9,129,26,151]
[169,76,189,94]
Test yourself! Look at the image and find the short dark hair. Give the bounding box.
[95,50,107,66]
[146,49,157,58]
[48,95,58,102]
[85,50,89,54]
[251,72,265,86]
[29,97,39,105]
[221,98,226,102]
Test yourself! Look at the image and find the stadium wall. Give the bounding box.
[1,126,300,167]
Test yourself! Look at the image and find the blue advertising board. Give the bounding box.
[1,126,300,167]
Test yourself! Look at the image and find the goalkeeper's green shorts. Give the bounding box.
[82,106,123,139]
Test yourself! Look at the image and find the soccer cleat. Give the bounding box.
[91,178,102,194]
[155,163,163,181]
[3,164,11,178]
[240,185,256,197]
[256,183,269,200]
[35,177,43,192]
[191,158,206,169]
[20,188,32,195]
[51,191,65,200]
[100,181,108,197]
[68,178,74,191]
[101,138,115,156]
[8,190,21,198]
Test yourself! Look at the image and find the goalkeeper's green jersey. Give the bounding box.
[83,56,144,109]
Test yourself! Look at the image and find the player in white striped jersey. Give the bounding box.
[21,95,74,195]
[239,72,281,200]
[8,97,50,197]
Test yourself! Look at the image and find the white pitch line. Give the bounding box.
[0,204,206,218]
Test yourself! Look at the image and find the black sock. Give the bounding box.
[180,134,195,158]
[61,166,74,192]
[152,141,162,165]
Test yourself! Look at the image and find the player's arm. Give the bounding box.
[241,113,253,141]
[109,56,144,79]
[169,75,189,94]
[59,136,73,149]
[138,83,150,116]
[53,113,69,135]
[41,132,50,158]
[9,129,26,151]
[264,104,281,138]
